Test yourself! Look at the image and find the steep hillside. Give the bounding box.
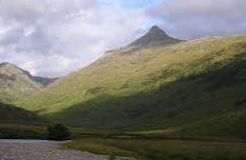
[0,102,45,125]
[17,27,246,138]
[0,63,57,103]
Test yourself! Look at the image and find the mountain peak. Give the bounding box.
[148,25,168,36]
[128,25,182,49]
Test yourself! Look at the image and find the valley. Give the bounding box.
[0,26,245,160]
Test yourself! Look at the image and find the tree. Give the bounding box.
[47,123,71,140]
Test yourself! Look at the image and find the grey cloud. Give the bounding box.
[147,0,246,39]
[16,27,55,53]
[0,28,24,45]
[0,26,56,54]
[0,0,45,23]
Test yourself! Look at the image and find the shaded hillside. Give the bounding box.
[0,102,45,125]
[17,27,246,138]
[49,58,246,139]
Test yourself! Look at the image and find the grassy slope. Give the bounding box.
[17,35,246,138]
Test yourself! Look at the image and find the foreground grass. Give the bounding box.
[65,138,246,160]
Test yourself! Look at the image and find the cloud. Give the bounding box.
[0,0,146,77]
[147,0,246,39]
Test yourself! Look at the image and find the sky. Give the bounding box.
[0,0,246,77]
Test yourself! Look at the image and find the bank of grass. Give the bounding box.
[65,138,246,160]
[0,123,47,139]
[0,123,94,140]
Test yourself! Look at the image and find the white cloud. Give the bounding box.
[0,0,146,77]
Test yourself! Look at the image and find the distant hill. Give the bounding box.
[0,62,58,103]
[17,26,246,139]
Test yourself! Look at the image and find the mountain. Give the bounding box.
[0,102,45,125]
[128,25,182,49]
[17,26,246,139]
[0,62,57,103]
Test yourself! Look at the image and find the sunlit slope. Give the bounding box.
[18,35,246,134]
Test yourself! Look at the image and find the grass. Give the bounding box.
[65,138,246,160]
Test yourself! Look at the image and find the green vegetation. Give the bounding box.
[66,138,246,160]
[47,123,71,140]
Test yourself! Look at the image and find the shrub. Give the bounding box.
[47,123,71,140]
